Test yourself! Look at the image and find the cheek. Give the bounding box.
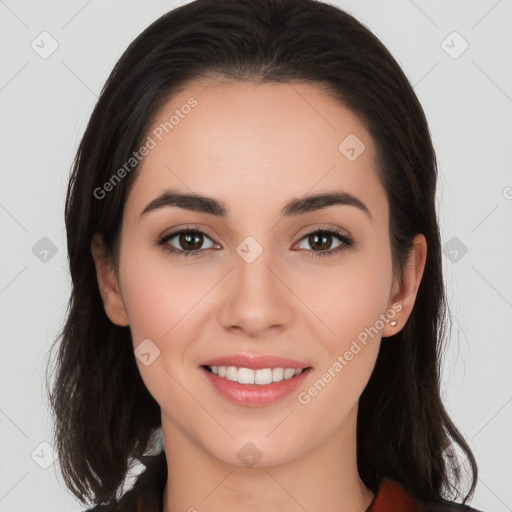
[118,244,204,342]
[297,244,392,399]
[298,248,393,341]
[118,246,201,406]
[295,255,390,433]
[117,243,218,403]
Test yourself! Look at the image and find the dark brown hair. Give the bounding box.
[46,0,478,508]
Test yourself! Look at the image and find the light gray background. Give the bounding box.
[1,0,511,511]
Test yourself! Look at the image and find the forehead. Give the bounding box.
[126,79,386,221]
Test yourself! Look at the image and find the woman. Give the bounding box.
[47,0,484,510]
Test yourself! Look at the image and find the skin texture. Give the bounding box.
[91,79,427,512]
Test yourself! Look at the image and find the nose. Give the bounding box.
[217,246,294,338]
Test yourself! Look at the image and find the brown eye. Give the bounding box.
[177,231,204,251]
[158,229,216,257]
[295,228,353,258]
[306,232,336,251]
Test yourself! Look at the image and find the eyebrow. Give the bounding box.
[140,189,371,220]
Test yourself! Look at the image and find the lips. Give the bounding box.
[199,354,313,407]
[199,354,311,370]
[201,365,313,407]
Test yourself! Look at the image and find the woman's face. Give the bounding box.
[94,79,421,467]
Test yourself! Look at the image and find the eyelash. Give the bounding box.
[157,226,354,259]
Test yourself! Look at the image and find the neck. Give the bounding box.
[161,405,374,512]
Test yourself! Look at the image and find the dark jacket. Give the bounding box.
[85,450,485,512]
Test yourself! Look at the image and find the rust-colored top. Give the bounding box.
[86,451,483,512]
[365,478,420,512]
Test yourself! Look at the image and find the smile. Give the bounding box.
[203,365,305,385]
[200,365,313,407]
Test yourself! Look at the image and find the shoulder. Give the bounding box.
[418,503,484,512]
[83,493,142,512]
[372,478,486,512]
[82,451,167,512]
[82,485,144,512]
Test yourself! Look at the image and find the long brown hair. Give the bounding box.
[46,0,478,507]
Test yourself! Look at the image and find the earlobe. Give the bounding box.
[90,233,129,327]
[382,233,427,337]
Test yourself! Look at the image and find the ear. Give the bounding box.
[91,233,129,327]
[382,233,427,337]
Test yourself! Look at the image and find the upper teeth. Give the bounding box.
[208,366,303,385]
